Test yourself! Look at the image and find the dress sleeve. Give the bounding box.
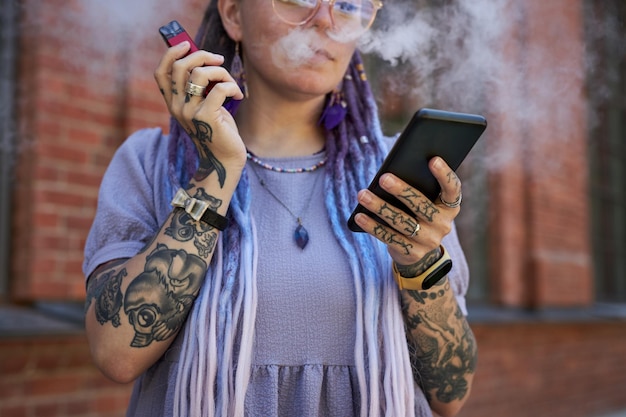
[82,128,167,279]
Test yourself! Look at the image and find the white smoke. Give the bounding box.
[21,0,616,173]
[270,27,319,69]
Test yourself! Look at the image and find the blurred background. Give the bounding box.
[1,0,625,416]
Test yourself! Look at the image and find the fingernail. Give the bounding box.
[380,173,396,188]
[358,189,371,204]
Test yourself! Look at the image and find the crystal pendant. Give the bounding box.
[294,222,309,250]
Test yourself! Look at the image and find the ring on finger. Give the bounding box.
[410,221,420,238]
[439,191,462,209]
[184,81,206,97]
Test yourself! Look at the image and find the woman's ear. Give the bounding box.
[218,0,243,41]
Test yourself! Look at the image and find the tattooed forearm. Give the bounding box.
[189,118,226,186]
[395,247,442,277]
[402,279,478,405]
[87,244,208,348]
[123,244,206,347]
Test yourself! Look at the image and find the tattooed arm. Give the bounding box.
[353,157,477,416]
[85,116,244,384]
[397,250,477,417]
[84,172,236,383]
[84,41,247,383]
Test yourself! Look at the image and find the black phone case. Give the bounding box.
[347,108,487,232]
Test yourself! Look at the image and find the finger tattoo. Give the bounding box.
[373,225,413,255]
[446,171,460,188]
[397,187,440,222]
[377,203,419,234]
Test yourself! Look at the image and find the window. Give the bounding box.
[585,1,626,303]
[0,1,19,299]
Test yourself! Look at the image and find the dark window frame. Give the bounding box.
[585,1,626,303]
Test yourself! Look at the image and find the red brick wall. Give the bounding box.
[0,335,132,417]
[460,322,626,417]
[487,0,592,308]
[11,0,203,301]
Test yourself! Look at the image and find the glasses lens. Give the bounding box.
[273,0,380,36]
[273,0,319,25]
[331,0,377,37]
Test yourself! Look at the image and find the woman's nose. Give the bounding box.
[308,0,335,31]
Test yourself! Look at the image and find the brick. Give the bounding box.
[0,351,31,375]
[33,211,61,229]
[65,397,92,416]
[0,378,25,400]
[26,374,85,396]
[34,401,64,417]
[37,142,89,164]
[0,404,28,417]
[35,189,89,208]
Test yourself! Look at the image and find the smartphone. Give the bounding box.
[347,108,487,233]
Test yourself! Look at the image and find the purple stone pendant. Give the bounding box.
[294,219,309,249]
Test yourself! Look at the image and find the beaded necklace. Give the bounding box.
[246,152,327,173]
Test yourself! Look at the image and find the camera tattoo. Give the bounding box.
[166,188,222,257]
[190,118,226,187]
[123,244,206,347]
[85,244,208,348]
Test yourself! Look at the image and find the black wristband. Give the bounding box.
[200,208,229,231]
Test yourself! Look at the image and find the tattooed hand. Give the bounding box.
[153,42,247,184]
[353,156,462,268]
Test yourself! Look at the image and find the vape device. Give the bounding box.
[159,20,200,55]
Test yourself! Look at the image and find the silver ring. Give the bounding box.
[184,81,206,97]
[439,192,462,209]
[410,221,420,238]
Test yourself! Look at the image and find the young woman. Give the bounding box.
[83,0,478,416]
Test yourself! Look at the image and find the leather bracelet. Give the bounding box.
[199,207,228,231]
[170,188,228,231]
[392,245,453,291]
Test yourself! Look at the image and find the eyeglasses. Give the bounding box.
[272,0,383,40]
